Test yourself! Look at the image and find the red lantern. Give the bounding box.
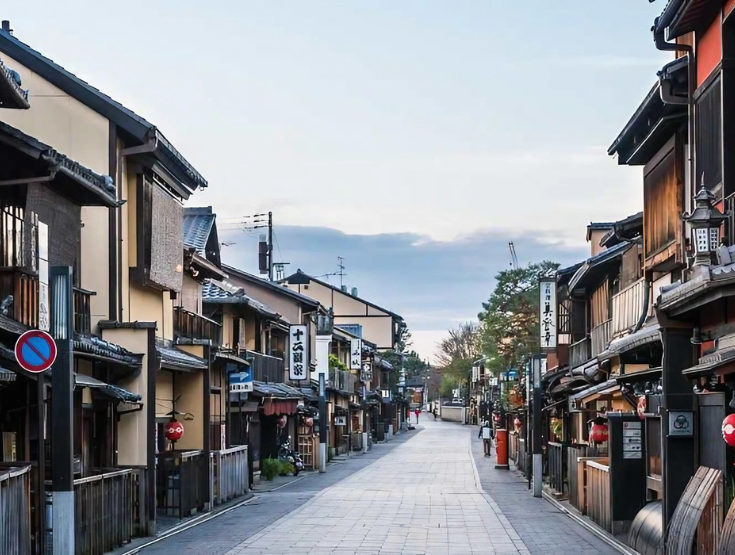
[303,416,314,428]
[722,414,735,446]
[514,417,522,431]
[278,415,287,429]
[165,420,184,442]
[590,422,608,443]
[637,396,647,420]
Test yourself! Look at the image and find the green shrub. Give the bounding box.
[280,462,295,476]
[262,457,283,481]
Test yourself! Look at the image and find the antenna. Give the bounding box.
[337,256,346,288]
[273,262,290,281]
[508,242,518,269]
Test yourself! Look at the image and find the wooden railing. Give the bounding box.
[518,438,527,474]
[0,268,38,328]
[330,369,357,393]
[590,320,611,358]
[570,337,591,369]
[567,445,599,512]
[72,467,146,555]
[611,278,646,337]
[585,460,612,533]
[547,442,566,495]
[174,307,222,345]
[0,465,32,555]
[156,451,207,519]
[244,350,285,383]
[210,446,248,507]
[73,287,95,335]
[508,432,519,463]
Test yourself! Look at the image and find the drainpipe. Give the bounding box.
[116,132,159,322]
[632,279,651,334]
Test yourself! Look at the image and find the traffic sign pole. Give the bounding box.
[50,267,74,554]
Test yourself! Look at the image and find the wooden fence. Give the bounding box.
[72,467,146,555]
[547,442,566,495]
[210,446,248,507]
[508,432,519,463]
[585,460,611,533]
[156,451,207,519]
[517,438,527,474]
[0,465,32,555]
[567,445,599,512]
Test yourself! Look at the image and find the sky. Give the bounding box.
[4,2,670,361]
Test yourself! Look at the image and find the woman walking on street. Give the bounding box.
[414,408,420,424]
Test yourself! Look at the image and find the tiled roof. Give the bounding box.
[75,374,141,403]
[157,342,208,371]
[0,55,28,109]
[202,280,280,319]
[73,334,143,366]
[222,264,321,310]
[183,207,215,252]
[252,381,304,399]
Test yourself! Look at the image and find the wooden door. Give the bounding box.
[696,393,727,472]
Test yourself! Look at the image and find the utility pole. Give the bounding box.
[531,354,543,498]
[315,309,333,473]
[268,211,273,281]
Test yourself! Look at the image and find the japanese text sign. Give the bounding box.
[539,278,557,350]
[289,325,309,381]
[350,338,362,370]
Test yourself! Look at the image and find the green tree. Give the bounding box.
[478,260,559,371]
[439,374,459,398]
[435,322,482,381]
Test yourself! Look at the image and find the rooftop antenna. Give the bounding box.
[274,262,290,282]
[508,242,519,269]
[337,256,346,288]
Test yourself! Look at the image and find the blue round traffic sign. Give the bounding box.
[15,330,57,373]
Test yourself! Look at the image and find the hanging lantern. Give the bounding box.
[278,415,288,429]
[590,421,608,443]
[514,417,522,431]
[165,420,184,442]
[682,181,727,266]
[637,396,647,420]
[722,414,735,446]
[303,416,314,428]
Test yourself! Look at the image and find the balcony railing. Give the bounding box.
[174,307,222,345]
[590,319,611,357]
[243,350,284,383]
[569,337,591,369]
[0,268,38,328]
[611,278,647,337]
[73,287,95,335]
[0,465,32,555]
[330,369,357,393]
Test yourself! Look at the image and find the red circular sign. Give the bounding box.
[165,420,184,442]
[14,330,57,373]
[722,414,735,447]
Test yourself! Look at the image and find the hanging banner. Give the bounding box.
[539,278,557,350]
[289,325,309,381]
[350,338,362,370]
[38,222,49,331]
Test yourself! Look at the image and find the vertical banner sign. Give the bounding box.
[38,222,50,331]
[289,325,309,381]
[539,278,557,350]
[350,338,362,370]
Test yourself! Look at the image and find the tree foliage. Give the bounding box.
[478,261,559,371]
[435,322,483,382]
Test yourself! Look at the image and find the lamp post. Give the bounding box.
[682,180,727,266]
[314,309,333,473]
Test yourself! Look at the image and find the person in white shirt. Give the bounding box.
[478,421,493,456]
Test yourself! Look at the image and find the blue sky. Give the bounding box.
[4,2,669,360]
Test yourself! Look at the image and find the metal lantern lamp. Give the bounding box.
[682,179,727,266]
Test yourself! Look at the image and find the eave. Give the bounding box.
[0,56,28,109]
[666,0,720,40]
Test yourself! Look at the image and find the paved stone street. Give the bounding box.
[137,418,619,555]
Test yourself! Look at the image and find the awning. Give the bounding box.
[616,367,663,383]
[299,387,318,402]
[158,344,208,372]
[215,352,250,367]
[682,347,735,378]
[570,359,602,383]
[0,366,16,382]
[569,379,619,411]
[74,374,142,403]
[262,399,298,416]
[598,325,661,361]
[252,381,304,400]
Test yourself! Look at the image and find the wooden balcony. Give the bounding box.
[330,369,357,394]
[0,268,38,329]
[242,350,284,383]
[569,337,591,369]
[590,319,611,358]
[611,278,647,337]
[73,287,95,335]
[174,307,222,346]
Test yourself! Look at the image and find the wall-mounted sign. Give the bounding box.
[539,278,557,350]
[230,370,253,393]
[38,222,49,332]
[622,421,642,459]
[334,415,346,426]
[289,325,309,381]
[360,362,372,382]
[350,338,362,370]
[669,410,693,437]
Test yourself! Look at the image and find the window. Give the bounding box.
[695,77,722,192]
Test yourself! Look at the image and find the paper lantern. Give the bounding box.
[165,420,184,442]
[590,422,608,443]
[722,414,735,446]
[303,416,314,428]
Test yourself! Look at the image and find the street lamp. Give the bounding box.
[682,179,727,266]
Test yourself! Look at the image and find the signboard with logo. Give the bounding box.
[360,361,372,382]
[350,338,362,370]
[335,415,346,426]
[539,278,557,350]
[668,410,693,437]
[230,370,253,393]
[289,325,309,381]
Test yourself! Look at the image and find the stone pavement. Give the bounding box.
[469,424,619,555]
[225,419,528,555]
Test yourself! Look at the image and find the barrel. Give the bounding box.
[627,501,663,555]
[495,429,509,469]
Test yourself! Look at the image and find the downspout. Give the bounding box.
[632,278,651,333]
[116,133,159,322]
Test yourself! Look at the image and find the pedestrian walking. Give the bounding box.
[433,407,438,421]
[479,420,493,456]
[414,408,420,424]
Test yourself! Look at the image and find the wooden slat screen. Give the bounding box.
[644,148,678,257]
[590,280,610,329]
